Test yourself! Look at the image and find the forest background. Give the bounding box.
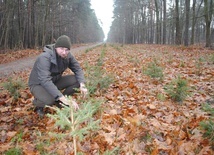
[0,0,214,50]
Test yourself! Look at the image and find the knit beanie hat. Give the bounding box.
[55,35,71,50]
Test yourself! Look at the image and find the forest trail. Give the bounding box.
[0,43,102,78]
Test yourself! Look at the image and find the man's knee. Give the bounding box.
[31,85,55,107]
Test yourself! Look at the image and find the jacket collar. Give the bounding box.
[43,44,57,65]
[51,48,57,65]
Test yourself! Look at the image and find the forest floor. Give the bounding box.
[0,43,214,154]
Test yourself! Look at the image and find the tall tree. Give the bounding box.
[42,0,50,46]
[184,0,190,46]
[154,0,160,44]
[191,0,203,45]
[149,0,154,44]
[108,0,212,46]
[4,0,14,49]
[0,0,104,50]
[190,0,196,45]
[204,0,213,47]
[175,0,181,45]
[163,0,167,44]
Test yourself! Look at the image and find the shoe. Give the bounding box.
[54,101,63,109]
[35,107,45,117]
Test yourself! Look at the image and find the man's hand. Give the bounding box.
[80,83,88,99]
[59,96,79,110]
[71,99,79,110]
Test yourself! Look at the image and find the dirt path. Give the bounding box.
[0,43,102,78]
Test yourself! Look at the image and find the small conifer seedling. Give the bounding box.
[48,96,102,155]
[144,59,164,81]
[200,103,214,148]
[3,77,25,101]
[164,76,190,103]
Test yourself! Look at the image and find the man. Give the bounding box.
[28,35,88,117]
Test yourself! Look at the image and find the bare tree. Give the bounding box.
[175,0,181,45]
[204,0,213,47]
[108,0,212,46]
[163,0,167,44]
[0,0,104,50]
[184,0,190,46]
[154,0,160,44]
[191,0,203,45]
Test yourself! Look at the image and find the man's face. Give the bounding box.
[55,47,70,58]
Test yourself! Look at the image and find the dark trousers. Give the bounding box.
[30,75,79,107]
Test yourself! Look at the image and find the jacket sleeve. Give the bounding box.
[68,54,85,84]
[36,54,63,99]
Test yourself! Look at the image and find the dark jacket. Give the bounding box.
[28,44,85,99]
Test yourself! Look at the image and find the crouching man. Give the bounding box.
[28,35,88,117]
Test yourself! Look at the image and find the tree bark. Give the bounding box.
[27,0,32,48]
[154,0,160,44]
[190,0,196,45]
[175,0,181,45]
[184,0,190,46]
[204,0,212,47]
[4,1,13,49]
[163,0,166,44]
[42,0,50,46]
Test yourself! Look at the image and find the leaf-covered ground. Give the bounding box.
[0,44,214,154]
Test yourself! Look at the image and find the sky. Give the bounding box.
[90,0,114,40]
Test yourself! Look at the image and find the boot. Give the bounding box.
[34,107,44,117]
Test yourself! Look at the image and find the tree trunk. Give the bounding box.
[0,1,6,48]
[31,0,35,48]
[154,0,160,44]
[191,0,203,45]
[4,1,13,49]
[175,0,181,45]
[204,0,212,47]
[184,0,190,46]
[17,0,24,48]
[27,0,32,48]
[149,1,154,44]
[42,0,50,46]
[190,0,196,45]
[163,0,166,44]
